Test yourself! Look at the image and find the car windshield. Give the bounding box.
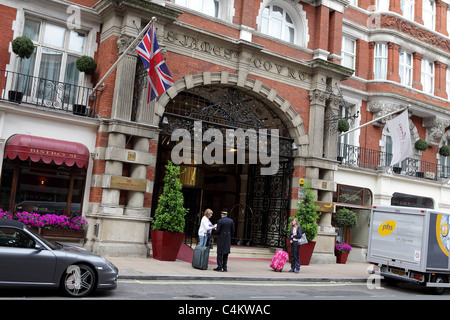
[26,227,61,250]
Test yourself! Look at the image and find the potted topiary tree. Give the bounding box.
[151,161,188,261]
[9,36,34,103]
[332,208,357,264]
[73,55,97,115]
[333,208,357,241]
[286,181,320,265]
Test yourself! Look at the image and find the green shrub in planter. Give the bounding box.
[333,208,358,229]
[152,161,188,233]
[287,182,321,242]
[440,145,450,157]
[414,139,428,151]
[333,208,357,243]
[76,55,97,75]
[10,36,34,103]
[338,119,350,132]
[12,36,34,60]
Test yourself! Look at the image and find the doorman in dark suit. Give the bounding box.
[214,208,235,272]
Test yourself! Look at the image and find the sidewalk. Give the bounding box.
[107,255,375,283]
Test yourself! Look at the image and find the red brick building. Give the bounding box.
[0,0,449,262]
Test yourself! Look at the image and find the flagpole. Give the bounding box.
[338,105,409,138]
[91,16,157,94]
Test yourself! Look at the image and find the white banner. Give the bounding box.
[386,110,413,166]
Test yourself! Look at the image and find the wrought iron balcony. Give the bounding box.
[337,143,450,181]
[0,70,98,117]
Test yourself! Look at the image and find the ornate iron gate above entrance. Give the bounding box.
[245,160,292,248]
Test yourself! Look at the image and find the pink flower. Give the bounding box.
[11,210,88,230]
[335,242,352,253]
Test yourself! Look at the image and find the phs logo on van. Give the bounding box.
[378,220,396,236]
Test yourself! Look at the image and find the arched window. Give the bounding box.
[261,4,295,43]
[174,0,220,18]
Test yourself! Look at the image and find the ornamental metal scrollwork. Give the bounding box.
[323,80,360,133]
[160,86,294,158]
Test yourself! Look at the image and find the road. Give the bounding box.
[1,278,449,300]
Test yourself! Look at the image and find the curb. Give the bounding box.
[118,273,370,283]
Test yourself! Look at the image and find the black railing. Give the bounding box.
[0,70,98,117]
[337,143,450,180]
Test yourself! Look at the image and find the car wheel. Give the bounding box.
[61,264,96,297]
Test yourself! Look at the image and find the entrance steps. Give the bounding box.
[149,243,279,263]
[209,245,277,260]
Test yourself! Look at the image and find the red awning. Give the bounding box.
[4,134,90,169]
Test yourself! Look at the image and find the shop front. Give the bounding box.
[0,134,89,217]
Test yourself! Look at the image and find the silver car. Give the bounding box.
[0,219,117,297]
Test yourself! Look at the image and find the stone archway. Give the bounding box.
[151,71,309,247]
[154,71,309,157]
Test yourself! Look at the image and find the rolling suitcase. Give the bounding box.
[270,250,288,272]
[192,245,210,270]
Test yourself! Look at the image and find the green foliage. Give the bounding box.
[11,36,34,59]
[338,119,350,132]
[414,139,428,151]
[333,208,357,229]
[287,182,321,241]
[152,161,188,233]
[76,55,97,75]
[440,145,450,157]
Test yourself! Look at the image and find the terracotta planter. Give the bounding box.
[286,238,316,265]
[299,241,316,265]
[151,229,185,261]
[40,228,85,239]
[336,251,349,264]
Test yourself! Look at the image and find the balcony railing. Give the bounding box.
[337,143,450,181]
[0,70,98,117]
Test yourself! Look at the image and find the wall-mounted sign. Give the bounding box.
[127,151,136,161]
[110,176,147,192]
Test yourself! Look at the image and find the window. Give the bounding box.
[0,159,86,216]
[17,18,86,103]
[391,192,434,209]
[440,137,450,178]
[333,185,373,207]
[374,43,387,80]
[401,0,414,20]
[376,0,389,11]
[399,50,413,87]
[261,4,295,43]
[0,227,36,248]
[421,59,434,94]
[342,37,356,71]
[175,0,220,18]
[423,0,436,30]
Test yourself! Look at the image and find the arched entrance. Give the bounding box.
[152,73,307,248]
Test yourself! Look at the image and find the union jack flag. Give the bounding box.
[136,24,174,102]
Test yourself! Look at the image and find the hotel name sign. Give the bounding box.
[164,30,311,84]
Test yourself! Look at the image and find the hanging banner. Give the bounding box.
[385,110,413,166]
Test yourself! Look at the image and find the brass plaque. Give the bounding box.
[110,176,147,192]
[127,151,136,161]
